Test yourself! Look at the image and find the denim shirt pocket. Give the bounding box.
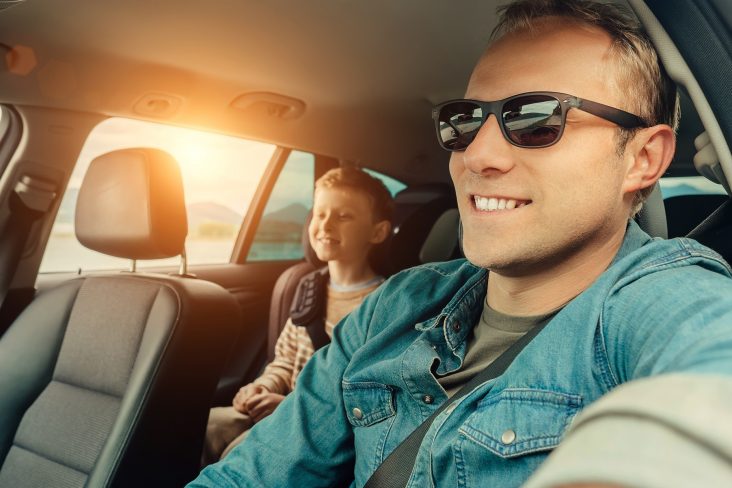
[459,388,582,458]
[342,381,396,427]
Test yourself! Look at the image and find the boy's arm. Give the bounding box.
[250,318,301,395]
[188,285,383,488]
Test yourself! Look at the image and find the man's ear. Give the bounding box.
[370,220,392,244]
[622,124,676,194]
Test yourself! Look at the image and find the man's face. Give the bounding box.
[450,20,633,274]
[308,186,382,265]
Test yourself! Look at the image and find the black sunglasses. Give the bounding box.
[432,91,648,151]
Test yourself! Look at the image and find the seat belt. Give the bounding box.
[290,267,331,350]
[363,319,550,488]
[0,175,57,313]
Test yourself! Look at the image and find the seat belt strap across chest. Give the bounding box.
[363,319,550,488]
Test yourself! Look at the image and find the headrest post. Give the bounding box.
[129,259,137,273]
[179,248,188,276]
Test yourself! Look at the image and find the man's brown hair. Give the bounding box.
[315,167,394,223]
[492,0,680,214]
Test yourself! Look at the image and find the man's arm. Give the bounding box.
[528,264,732,488]
[187,285,384,487]
[525,374,732,488]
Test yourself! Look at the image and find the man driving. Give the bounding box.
[190,1,732,486]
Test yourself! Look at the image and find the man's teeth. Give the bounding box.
[474,196,527,212]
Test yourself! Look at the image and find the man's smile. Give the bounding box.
[471,194,532,212]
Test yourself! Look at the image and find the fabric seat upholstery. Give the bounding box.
[0,148,241,487]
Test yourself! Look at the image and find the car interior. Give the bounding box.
[0,0,730,486]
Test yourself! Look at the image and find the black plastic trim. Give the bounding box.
[0,106,23,179]
[646,0,732,149]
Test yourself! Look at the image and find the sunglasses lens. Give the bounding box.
[503,95,562,147]
[437,101,483,151]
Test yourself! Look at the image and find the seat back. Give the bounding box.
[635,183,668,238]
[686,197,732,263]
[0,148,240,487]
[664,193,728,238]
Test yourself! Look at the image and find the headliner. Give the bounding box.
[0,0,505,184]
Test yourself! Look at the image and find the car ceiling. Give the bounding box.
[0,0,704,185]
[0,0,507,185]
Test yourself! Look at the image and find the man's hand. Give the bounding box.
[232,384,268,414]
[245,391,286,423]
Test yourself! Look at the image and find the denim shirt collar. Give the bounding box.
[415,219,650,352]
[611,219,652,266]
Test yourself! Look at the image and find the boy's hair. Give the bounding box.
[493,0,680,215]
[314,167,394,223]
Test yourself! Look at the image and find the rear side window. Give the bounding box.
[659,175,726,198]
[247,150,315,262]
[364,168,406,196]
[40,118,276,273]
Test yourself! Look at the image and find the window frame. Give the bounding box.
[232,149,339,263]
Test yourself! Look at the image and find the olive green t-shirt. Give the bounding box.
[437,300,559,397]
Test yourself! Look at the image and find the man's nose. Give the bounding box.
[461,115,516,175]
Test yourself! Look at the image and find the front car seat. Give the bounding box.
[0,148,241,487]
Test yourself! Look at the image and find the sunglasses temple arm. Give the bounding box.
[576,98,647,129]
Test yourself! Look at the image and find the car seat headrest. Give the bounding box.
[635,183,667,239]
[388,183,456,272]
[75,148,188,260]
[419,208,459,263]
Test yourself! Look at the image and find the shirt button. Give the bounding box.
[501,429,516,445]
[452,322,461,332]
[352,408,363,420]
[422,395,434,404]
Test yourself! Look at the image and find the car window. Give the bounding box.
[658,175,727,198]
[364,168,406,196]
[246,150,315,262]
[40,118,276,273]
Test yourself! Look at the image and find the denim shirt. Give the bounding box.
[190,221,732,488]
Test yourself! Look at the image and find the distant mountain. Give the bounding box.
[187,202,243,228]
[262,203,309,224]
[251,203,309,243]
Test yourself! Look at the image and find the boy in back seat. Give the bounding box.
[202,167,393,465]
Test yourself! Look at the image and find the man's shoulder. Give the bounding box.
[600,237,732,349]
[614,236,732,285]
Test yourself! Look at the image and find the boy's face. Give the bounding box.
[308,186,388,266]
